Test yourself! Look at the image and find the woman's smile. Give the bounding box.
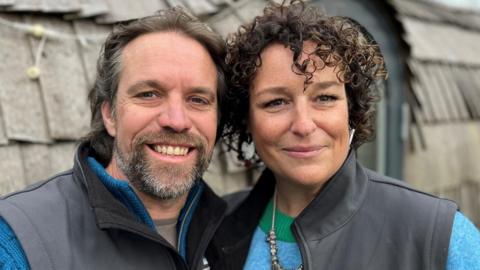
[281,145,326,158]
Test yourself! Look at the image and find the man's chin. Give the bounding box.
[136,176,196,200]
[133,165,200,199]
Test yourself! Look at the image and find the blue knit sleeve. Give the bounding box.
[0,217,30,270]
[446,212,480,270]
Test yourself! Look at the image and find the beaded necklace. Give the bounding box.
[266,189,303,270]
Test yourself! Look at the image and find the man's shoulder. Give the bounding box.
[1,169,74,201]
[0,170,75,207]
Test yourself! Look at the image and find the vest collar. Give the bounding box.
[73,142,165,241]
[293,150,369,241]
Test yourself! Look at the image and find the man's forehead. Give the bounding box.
[116,31,218,98]
[122,31,208,61]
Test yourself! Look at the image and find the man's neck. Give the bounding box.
[134,190,188,221]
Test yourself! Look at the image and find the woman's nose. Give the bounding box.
[290,106,316,137]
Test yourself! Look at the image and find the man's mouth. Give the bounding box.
[149,144,191,156]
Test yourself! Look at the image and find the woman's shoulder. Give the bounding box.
[364,168,456,205]
[361,167,457,226]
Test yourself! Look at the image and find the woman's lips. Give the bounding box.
[282,145,325,158]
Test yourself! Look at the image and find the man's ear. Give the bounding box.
[101,102,116,137]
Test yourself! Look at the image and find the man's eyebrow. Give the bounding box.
[126,80,165,95]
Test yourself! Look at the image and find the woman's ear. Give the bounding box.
[101,102,116,137]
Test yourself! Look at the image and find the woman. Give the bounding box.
[207,1,480,269]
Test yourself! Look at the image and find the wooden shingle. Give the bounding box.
[0,0,15,6]
[25,15,91,140]
[408,60,479,123]
[402,17,480,65]
[164,0,185,9]
[73,20,111,87]
[392,0,480,32]
[95,0,168,24]
[48,142,76,172]
[391,0,442,22]
[183,0,218,17]
[233,0,265,21]
[207,0,265,37]
[64,0,109,19]
[455,67,480,118]
[20,142,76,186]
[436,65,470,120]
[423,63,450,122]
[408,61,435,123]
[4,0,82,13]
[0,107,8,145]
[434,64,461,121]
[0,144,25,195]
[209,11,243,37]
[20,143,51,185]
[0,14,51,142]
[207,0,229,5]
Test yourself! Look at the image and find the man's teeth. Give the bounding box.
[153,145,189,156]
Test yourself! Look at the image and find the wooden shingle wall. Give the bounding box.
[392,0,480,225]
[0,0,267,196]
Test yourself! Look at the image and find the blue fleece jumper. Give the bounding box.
[0,157,204,269]
[244,200,480,270]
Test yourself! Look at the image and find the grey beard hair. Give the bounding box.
[114,131,212,200]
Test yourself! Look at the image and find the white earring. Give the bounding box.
[349,128,356,146]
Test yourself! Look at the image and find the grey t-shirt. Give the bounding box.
[154,218,178,249]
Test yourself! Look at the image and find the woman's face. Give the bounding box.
[249,42,350,190]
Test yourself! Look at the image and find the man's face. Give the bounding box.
[102,32,218,200]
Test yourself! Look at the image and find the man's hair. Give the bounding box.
[222,0,387,164]
[84,7,227,165]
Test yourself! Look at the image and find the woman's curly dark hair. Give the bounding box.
[222,0,387,164]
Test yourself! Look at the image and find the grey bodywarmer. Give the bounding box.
[0,143,226,270]
[207,151,457,270]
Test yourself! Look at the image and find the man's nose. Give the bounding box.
[156,99,193,133]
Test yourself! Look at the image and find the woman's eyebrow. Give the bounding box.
[252,86,289,97]
[310,81,342,90]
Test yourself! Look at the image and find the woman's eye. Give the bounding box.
[316,95,337,103]
[263,98,287,108]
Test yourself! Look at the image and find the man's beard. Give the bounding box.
[113,131,212,200]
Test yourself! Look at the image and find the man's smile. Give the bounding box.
[149,144,191,156]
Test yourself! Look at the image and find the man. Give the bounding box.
[0,7,227,270]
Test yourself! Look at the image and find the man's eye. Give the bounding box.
[262,98,287,108]
[190,96,210,105]
[136,92,157,99]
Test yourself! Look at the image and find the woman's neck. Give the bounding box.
[274,179,324,217]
